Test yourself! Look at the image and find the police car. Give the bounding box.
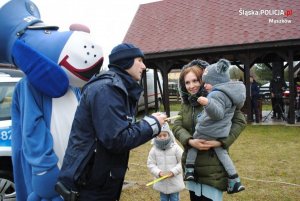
[0,68,23,200]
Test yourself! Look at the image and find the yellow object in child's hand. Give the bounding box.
[146,175,170,186]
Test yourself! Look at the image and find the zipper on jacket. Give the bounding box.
[192,106,195,133]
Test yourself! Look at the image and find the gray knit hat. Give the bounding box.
[154,123,173,150]
[161,122,171,134]
[202,59,231,86]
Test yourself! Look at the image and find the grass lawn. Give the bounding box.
[120,125,300,201]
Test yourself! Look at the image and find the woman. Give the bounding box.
[172,59,247,201]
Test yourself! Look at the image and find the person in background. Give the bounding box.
[294,71,300,122]
[250,75,261,123]
[183,59,246,195]
[173,59,247,201]
[147,122,185,201]
[269,75,287,120]
[56,43,167,201]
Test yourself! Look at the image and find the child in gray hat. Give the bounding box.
[184,59,246,194]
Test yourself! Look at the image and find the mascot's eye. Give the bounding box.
[91,45,94,49]
[84,45,87,48]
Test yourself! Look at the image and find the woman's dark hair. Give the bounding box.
[178,59,209,103]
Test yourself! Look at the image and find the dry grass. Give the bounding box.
[120,125,300,201]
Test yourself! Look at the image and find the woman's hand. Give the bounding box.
[188,139,221,150]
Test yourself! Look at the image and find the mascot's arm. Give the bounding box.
[21,82,62,200]
[12,40,69,98]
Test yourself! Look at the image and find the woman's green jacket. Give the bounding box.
[172,103,246,191]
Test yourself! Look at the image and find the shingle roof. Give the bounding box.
[123,0,300,54]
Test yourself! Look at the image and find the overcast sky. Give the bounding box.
[33,0,159,67]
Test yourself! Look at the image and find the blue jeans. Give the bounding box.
[160,192,180,201]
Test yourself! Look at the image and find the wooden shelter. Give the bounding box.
[123,0,300,124]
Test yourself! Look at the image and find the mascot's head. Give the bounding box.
[0,0,42,64]
[0,0,104,97]
[57,26,104,88]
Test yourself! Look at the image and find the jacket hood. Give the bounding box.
[178,75,206,105]
[178,59,209,104]
[212,81,246,109]
[178,79,189,104]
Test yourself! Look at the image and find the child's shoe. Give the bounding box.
[184,166,195,181]
[227,175,245,194]
[184,171,195,181]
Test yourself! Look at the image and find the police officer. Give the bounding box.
[269,75,287,119]
[57,43,167,201]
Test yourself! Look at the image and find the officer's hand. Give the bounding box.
[151,112,167,126]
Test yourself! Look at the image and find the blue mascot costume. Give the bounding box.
[0,0,104,200]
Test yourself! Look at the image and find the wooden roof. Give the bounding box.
[124,0,300,54]
[123,0,300,124]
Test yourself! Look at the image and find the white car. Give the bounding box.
[259,81,289,100]
[0,69,23,200]
[137,69,163,112]
[259,82,271,99]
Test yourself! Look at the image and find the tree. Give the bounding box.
[254,63,272,84]
[229,65,243,81]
